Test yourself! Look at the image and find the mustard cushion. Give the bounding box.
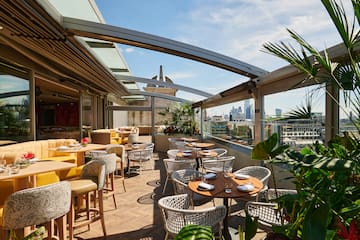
[0,180,14,207]
[45,156,77,164]
[36,172,60,187]
[57,166,83,180]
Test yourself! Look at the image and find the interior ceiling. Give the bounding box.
[36,77,79,103]
[0,1,129,101]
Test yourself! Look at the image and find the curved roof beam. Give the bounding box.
[128,90,190,103]
[62,17,268,78]
[117,75,213,98]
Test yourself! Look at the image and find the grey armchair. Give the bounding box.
[2,181,71,240]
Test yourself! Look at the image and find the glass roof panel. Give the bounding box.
[47,0,140,96]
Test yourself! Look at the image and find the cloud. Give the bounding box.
[175,0,345,71]
[167,71,196,80]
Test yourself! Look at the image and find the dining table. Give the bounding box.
[50,144,107,165]
[0,160,76,191]
[186,142,215,149]
[188,172,263,240]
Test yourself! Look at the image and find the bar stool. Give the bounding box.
[92,153,118,209]
[2,181,71,240]
[68,160,107,240]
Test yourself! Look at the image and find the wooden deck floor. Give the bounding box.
[73,140,267,239]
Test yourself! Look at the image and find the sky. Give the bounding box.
[95,0,349,116]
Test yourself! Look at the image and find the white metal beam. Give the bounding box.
[62,17,268,78]
[117,75,213,98]
[128,90,190,103]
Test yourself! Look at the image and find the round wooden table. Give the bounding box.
[188,173,263,240]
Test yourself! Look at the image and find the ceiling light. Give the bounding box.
[0,26,3,30]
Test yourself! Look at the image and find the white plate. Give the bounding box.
[183,150,192,153]
[235,173,251,180]
[237,184,254,192]
[69,143,81,147]
[182,153,192,157]
[204,173,216,180]
[198,182,215,191]
[57,146,70,150]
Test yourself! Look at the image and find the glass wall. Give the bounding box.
[203,99,255,146]
[0,72,31,143]
[263,86,325,149]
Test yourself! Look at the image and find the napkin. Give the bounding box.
[57,146,69,150]
[237,184,254,192]
[203,173,216,180]
[235,173,251,180]
[198,182,215,191]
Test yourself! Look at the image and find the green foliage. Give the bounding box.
[159,102,198,135]
[175,224,214,240]
[251,133,289,160]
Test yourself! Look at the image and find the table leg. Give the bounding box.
[222,198,232,240]
[76,152,85,165]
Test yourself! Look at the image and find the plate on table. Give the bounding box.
[235,173,251,180]
[183,150,192,154]
[237,184,254,192]
[203,172,216,180]
[197,182,215,191]
[57,146,70,151]
[182,152,192,157]
[69,143,81,148]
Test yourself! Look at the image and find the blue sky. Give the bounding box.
[95,0,348,116]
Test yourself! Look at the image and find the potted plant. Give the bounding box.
[175,224,214,240]
[248,132,360,240]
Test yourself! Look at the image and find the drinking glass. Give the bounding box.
[224,182,233,193]
[0,159,6,169]
[223,168,232,178]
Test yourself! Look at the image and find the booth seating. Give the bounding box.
[91,127,139,145]
[0,139,83,207]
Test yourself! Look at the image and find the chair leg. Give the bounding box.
[162,176,169,194]
[98,190,107,237]
[55,215,67,240]
[110,173,117,209]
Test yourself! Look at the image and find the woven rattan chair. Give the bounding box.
[2,181,71,240]
[234,166,271,198]
[202,156,235,173]
[162,158,197,194]
[166,149,180,159]
[245,189,297,231]
[127,148,153,174]
[158,194,227,240]
[171,169,214,207]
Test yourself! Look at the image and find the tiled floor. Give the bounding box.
[73,139,267,240]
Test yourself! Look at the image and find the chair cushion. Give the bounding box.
[70,179,97,195]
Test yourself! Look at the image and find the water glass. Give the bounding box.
[223,168,232,178]
[224,182,233,193]
[0,159,6,169]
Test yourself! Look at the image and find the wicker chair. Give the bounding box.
[166,149,180,159]
[90,131,111,144]
[127,148,153,174]
[158,194,227,240]
[2,181,71,240]
[171,169,214,207]
[234,166,272,198]
[202,156,235,173]
[209,148,228,157]
[162,158,197,194]
[245,189,297,231]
